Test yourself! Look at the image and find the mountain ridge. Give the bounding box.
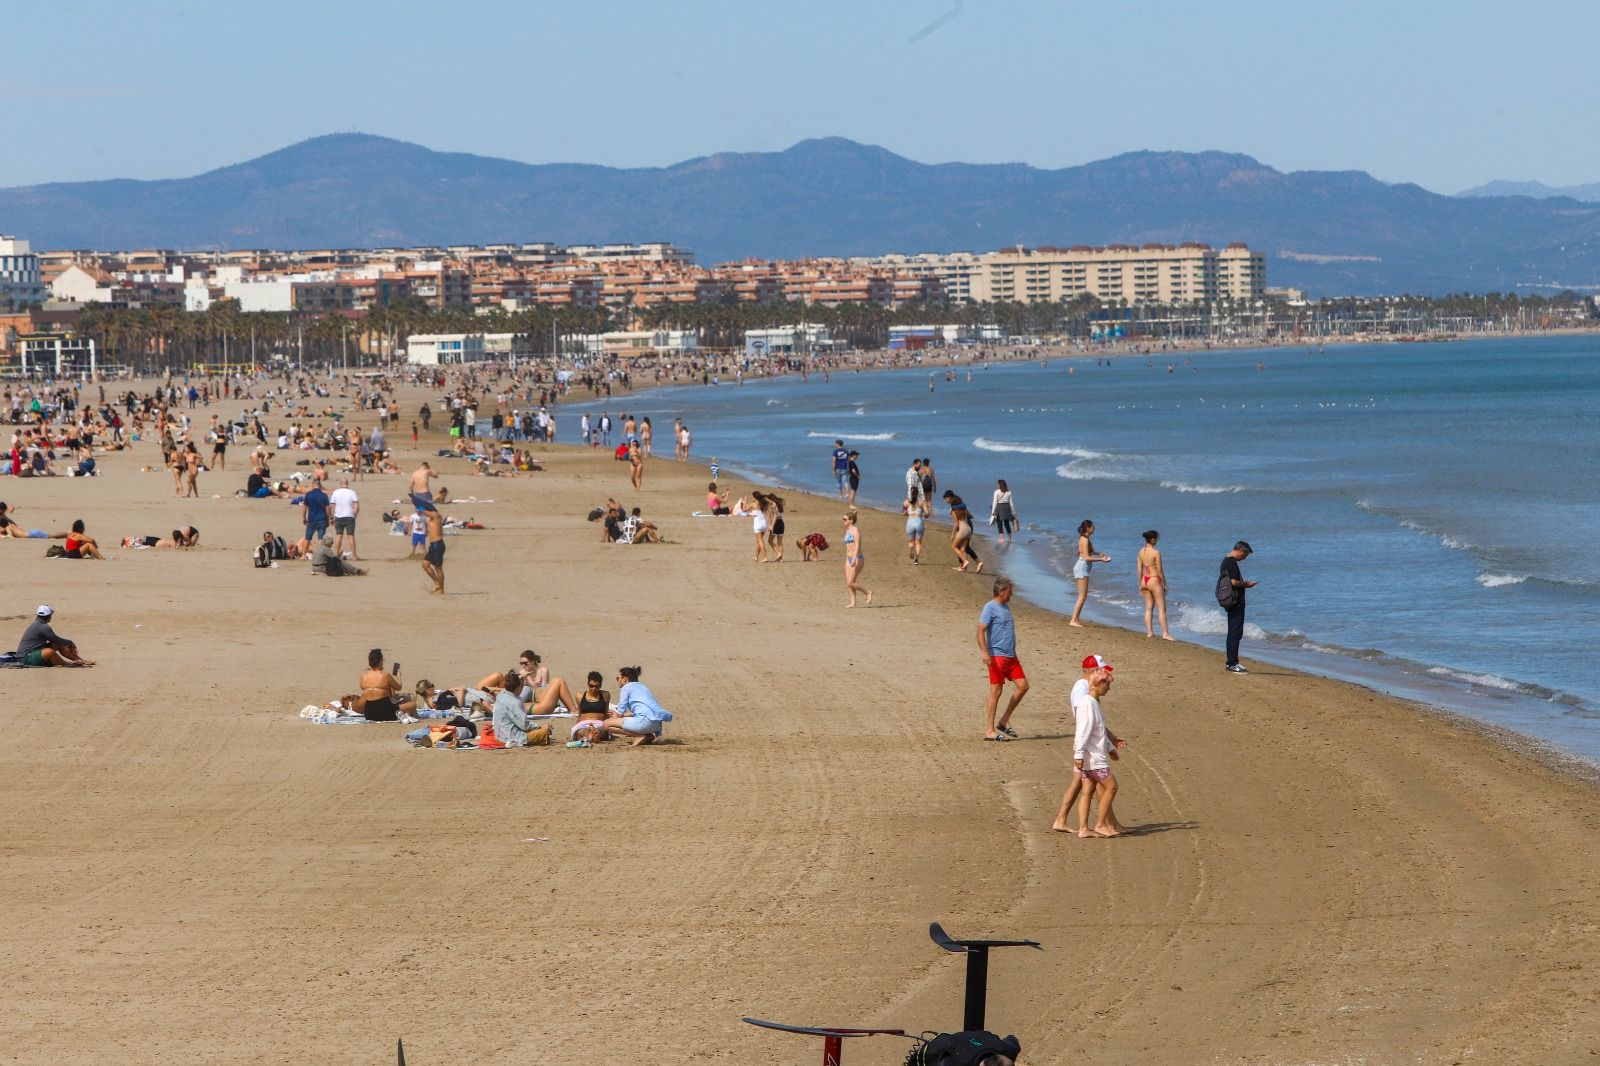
[5,134,1600,295]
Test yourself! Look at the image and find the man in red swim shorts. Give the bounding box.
[976,577,1029,741]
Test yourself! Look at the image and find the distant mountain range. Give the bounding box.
[4,134,1600,296]
[1458,179,1600,202]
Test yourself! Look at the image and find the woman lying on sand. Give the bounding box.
[123,526,200,549]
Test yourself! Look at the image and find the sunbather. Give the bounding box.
[474,665,580,715]
[123,526,200,549]
[357,648,416,721]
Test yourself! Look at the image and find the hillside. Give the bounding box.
[5,134,1600,295]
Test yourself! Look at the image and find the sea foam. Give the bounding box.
[805,431,897,441]
[973,437,1105,459]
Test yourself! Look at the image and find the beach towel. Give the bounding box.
[0,652,25,668]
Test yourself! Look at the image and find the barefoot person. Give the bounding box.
[942,490,983,573]
[408,462,439,512]
[977,577,1027,740]
[1068,519,1110,627]
[1052,656,1117,833]
[1071,671,1127,837]
[16,605,95,667]
[841,510,872,607]
[421,507,445,595]
[1137,529,1173,640]
[599,665,675,746]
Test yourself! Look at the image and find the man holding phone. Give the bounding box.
[1221,541,1258,673]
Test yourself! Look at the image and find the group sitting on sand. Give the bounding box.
[338,649,672,748]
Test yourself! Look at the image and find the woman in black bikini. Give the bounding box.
[571,671,611,744]
[358,647,416,721]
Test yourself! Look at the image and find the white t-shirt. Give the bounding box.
[1072,690,1111,770]
[329,487,359,519]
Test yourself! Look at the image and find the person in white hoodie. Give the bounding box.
[1071,671,1127,837]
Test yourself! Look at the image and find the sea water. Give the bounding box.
[599,336,1600,763]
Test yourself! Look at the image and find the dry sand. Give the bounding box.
[3,386,1599,1064]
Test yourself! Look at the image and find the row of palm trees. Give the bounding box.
[59,290,1595,372]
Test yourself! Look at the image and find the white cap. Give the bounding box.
[36,604,52,616]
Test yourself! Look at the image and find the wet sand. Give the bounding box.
[3,386,1599,1064]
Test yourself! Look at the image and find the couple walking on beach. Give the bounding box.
[976,578,1127,834]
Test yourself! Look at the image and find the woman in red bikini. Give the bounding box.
[1137,529,1173,640]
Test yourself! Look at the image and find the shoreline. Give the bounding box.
[617,347,1600,773]
[5,380,1600,1061]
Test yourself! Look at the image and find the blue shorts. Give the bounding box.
[306,522,328,541]
[1073,558,1092,580]
[618,717,662,736]
[252,487,272,498]
[410,491,437,513]
[410,532,426,546]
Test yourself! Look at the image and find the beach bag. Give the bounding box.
[45,544,66,558]
[428,725,458,749]
[254,544,272,568]
[478,722,505,749]
[1215,568,1239,609]
[914,1031,1022,1066]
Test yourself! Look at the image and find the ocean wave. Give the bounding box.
[973,437,1106,459]
[804,431,897,441]
[1425,666,1525,693]
[1158,480,1251,495]
[1173,603,1266,640]
[1475,572,1529,588]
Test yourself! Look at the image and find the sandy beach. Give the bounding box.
[3,384,1599,1064]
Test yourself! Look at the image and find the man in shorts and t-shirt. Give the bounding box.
[329,478,360,561]
[976,577,1029,740]
[300,480,330,555]
[831,440,850,497]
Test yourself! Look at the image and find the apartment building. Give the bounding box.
[0,237,47,309]
[857,243,1264,304]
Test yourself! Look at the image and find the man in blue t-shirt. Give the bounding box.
[831,439,850,497]
[976,577,1029,741]
[301,480,331,554]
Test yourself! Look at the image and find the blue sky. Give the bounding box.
[3,0,1596,193]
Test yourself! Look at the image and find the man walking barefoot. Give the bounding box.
[1052,657,1123,834]
[977,577,1028,740]
[1072,671,1127,837]
[421,507,445,595]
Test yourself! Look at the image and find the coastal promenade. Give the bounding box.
[2,385,1597,1063]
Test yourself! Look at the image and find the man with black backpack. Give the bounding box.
[1218,540,1257,673]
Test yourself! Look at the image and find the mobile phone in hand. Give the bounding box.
[393,662,400,675]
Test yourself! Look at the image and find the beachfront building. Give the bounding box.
[406,333,488,365]
[853,243,1266,305]
[563,330,700,358]
[17,333,98,376]
[0,237,47,310]
[744,325,832,355]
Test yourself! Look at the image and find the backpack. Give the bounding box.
[254,543,272,568]
[913,1030,1022,1066]
[1215,565,1239,609]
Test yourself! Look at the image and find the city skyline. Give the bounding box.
[4,0,1598,194]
